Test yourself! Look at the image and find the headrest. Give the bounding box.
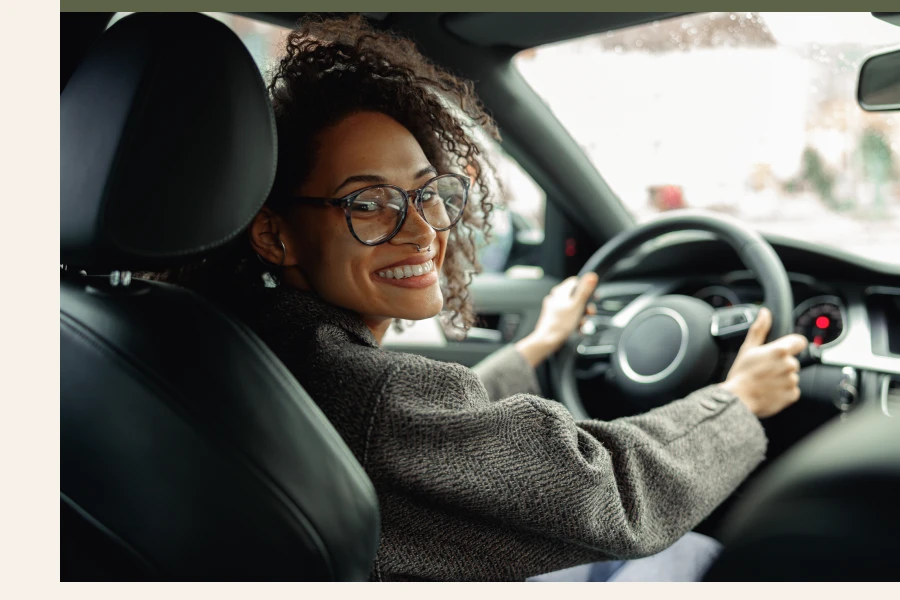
[60,13,276,270]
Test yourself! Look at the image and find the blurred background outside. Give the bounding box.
[515,12,900,265]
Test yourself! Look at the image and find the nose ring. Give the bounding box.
[415,244,431,253]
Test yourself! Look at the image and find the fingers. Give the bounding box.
[771,333,809,356]
[768,354,802,375]
[553,276,578,295]
[574,272,599,301]
[785,355,801,373]
[742,307,771,348]
[554,274,598,304]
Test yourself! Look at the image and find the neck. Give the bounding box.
[362,316,391,346]
[279,271,388,346]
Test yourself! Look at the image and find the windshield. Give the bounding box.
[514,12,900,264]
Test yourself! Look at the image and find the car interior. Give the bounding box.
[60,11,900,581]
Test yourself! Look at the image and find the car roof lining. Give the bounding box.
[239,12,683,50]
[441,12,685,49]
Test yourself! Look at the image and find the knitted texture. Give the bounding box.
[243,286,767,581]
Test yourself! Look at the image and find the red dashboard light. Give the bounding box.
[815,316,830,329]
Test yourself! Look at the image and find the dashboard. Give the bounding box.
[589,231,900,419]
[682,278,847,349]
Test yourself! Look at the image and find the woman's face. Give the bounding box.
[263,111,450,336]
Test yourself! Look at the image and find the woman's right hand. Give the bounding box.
[720,307,809,418]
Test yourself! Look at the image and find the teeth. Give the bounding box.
[377,260,436,280]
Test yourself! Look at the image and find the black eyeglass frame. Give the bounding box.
[286,173,471,246]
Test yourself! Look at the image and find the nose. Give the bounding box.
[391,194,436,249]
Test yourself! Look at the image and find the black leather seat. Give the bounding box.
[60,12,380,581]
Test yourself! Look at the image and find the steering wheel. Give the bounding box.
[551,210,794,420]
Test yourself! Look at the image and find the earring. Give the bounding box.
[256,236,287,267]
[261,272,278,288]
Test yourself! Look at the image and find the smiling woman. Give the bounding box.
[250,111,461,336]
[118,12,816,583]
[146,16,501,334]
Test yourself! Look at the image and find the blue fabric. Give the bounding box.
[527,532,722,582]
[526,560,626,582]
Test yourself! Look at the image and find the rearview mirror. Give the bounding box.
[857,47,900,112]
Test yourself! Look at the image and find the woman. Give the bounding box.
[150,16,808,581]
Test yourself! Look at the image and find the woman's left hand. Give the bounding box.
[515,273,599,368]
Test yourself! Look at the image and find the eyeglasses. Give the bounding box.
[288,173,470,246]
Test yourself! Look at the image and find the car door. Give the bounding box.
[382,272,558,367]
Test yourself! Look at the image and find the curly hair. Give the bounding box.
[145,14,500,333]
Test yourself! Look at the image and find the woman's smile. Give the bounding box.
[372,253,438,289]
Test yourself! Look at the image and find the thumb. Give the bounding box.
[742,307,771,348]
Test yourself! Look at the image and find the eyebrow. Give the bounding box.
[332,165,438,196]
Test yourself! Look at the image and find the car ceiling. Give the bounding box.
[244,12,683,50]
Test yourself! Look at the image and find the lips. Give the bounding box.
[371,253,439,289]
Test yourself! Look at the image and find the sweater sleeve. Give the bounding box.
[470,344,542,400]
[366,353,766,566]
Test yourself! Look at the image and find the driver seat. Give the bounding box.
[60,13,380,581]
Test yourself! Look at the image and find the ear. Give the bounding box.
[248,207,295,266]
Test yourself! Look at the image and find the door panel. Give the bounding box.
[382,273,559,367]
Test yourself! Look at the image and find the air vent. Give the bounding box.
[882,376,900,418]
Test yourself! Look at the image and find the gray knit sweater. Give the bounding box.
[245,286,767,581]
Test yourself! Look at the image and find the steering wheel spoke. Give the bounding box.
[710,303,760,340]
[572,321,621,379]
[576,325,621,359]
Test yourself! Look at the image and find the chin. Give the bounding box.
[396,307,442,322]
[392,289,444,321]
